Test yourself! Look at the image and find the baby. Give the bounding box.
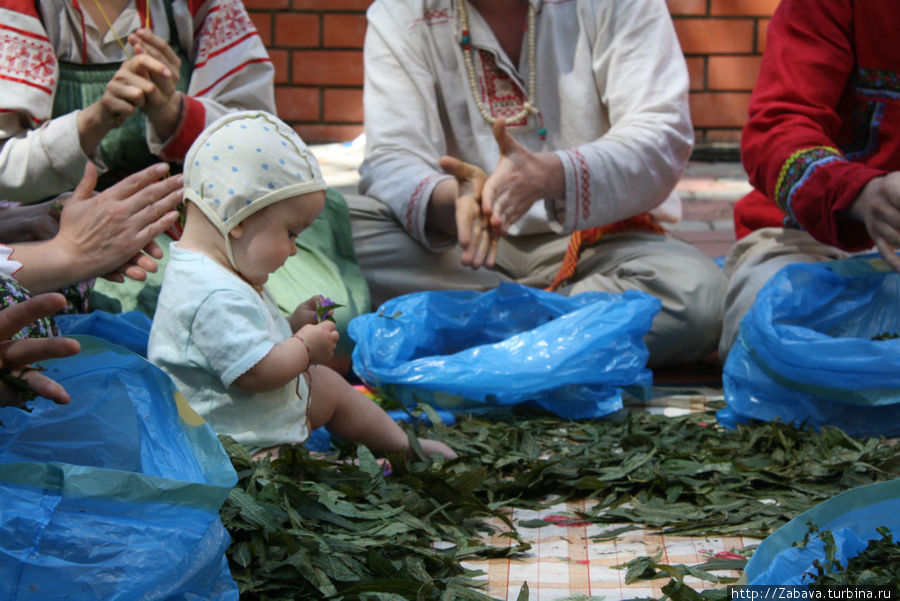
[148,111,455,461]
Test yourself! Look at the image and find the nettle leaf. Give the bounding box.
[219,403,899,601]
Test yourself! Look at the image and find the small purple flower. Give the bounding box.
[314,296,343,323]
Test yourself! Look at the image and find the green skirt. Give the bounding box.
[91,188,371,366]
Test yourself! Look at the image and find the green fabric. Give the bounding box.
[266,187,372,360]
[91,188,371,361]
[52,0,190,181]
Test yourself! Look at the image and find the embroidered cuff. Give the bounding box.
[153,95,207,162]
[409,174,455,252]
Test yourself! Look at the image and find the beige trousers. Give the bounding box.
[348,194,727,368]
[718,227,849,362]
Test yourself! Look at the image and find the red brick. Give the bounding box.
[323,13,367,48]
[685,56,706,90]
[242,0,288,9]
[323,87,364,122]
[666,0,706,16]
[674,18,755,54]
[291,50,364,85]
[248,11,271,46]
[710,0,778,16]
[705,128,744,143]
[689,92,751,127]
[708,55,761,90]
[274,13,320,48]
[275,86,320,121]
[756,18,770,53]
[269,49,290,84]
[292,124,364,144]
[292,0,372,9]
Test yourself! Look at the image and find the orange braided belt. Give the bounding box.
[545,213,666,292]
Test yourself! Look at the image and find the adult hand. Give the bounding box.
[129,28,183,139]
[294,321,339,365]
[848,172,900,272]
[439,156,498,268]
[481,118,564,235]
[58,162,183,284]
[0,293,81,408]
[0,202,61,243]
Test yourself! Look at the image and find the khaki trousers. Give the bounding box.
[718,227,849,362]
[348,194,726,368]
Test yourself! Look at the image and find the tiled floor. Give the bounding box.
[310,137,750,261]
[461,393,756,601]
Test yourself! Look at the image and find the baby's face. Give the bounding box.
[229,191,325,286]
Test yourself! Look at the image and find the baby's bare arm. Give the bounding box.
[232,337,310,393]
[231,322,337,393]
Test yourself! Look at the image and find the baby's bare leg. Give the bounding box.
[306,365,457,460]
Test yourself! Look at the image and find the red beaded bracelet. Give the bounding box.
[296,335,314,366]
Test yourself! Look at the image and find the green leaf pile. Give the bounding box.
[220,404,900,600]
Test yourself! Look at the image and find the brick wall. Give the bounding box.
[248,0,778,148]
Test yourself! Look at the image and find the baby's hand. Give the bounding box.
[289,296,321,329]
[294,321,339,365]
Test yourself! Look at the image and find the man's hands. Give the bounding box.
[438,157,498,268]
[0,293,81,408]
[849,172,900,272]
[481,119,564,235]
[433,118,564,269]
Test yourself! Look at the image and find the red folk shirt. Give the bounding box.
[735,0,900,251]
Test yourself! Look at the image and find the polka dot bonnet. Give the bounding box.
[183,110,326,268]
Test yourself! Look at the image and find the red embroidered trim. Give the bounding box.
[0,22,50,42]
[0,73,52,94]
[192,56,270,97]
[194,0,257,65]
[406,174,441,237]
[477,51,528,127]
[561,150,580,231]
[409,8,450,30]
[572,148,590,221]
[0,23,57,92]
[193,31,257,69]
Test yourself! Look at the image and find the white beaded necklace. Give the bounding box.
[457,0,547,139]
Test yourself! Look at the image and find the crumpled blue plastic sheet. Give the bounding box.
[746,478,900,585]
[720,255,900,437]
[0,336,239,601]
[56,310,153,357]
[349,282,660,420]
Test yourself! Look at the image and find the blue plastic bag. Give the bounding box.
[56,310,153,357]
[0,336,239,601]
[349,282,660,419]
[720,255,900,437]
[745,478,900,585]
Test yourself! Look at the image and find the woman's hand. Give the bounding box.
[0,293,81,408]
[129,28,183,139]
[848,172,900,272]
[0,202,61,243]
[10,162,183,293]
